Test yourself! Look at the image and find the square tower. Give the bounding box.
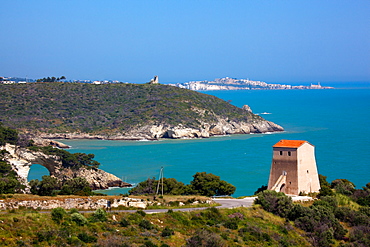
[268,140,321,195]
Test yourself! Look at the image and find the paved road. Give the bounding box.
[26,197,257,214]
[213,197,256,209]
[121,197,257,214]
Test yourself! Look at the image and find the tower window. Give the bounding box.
[280,151,283,155]
[288,151,291,156]
[307,170,309,173]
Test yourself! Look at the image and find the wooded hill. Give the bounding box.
[0,82,263,135]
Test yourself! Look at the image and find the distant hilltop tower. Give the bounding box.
[268,140,321,195]
[148,75,159,84]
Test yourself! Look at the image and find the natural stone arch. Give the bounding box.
[2,144,62,185]
[2,143,130,191]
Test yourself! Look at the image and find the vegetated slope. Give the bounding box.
[0,83,282,138]
[0,206,311,246]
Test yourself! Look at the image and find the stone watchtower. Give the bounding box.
[267,140,321,195]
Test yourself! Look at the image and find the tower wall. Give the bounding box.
[296,143,321,193]
[268,147,299,194]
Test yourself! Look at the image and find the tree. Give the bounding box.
[190,172,236,197]
[0,123,18,146]
[59,177,92,195]
[36,175,60,196]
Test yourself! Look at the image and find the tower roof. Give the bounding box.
[273,140,310,148]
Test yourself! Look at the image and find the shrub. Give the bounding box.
[161,226,174,237]
[349,225,370,246]
[254,185,267,195]
[317,185,334,198]
[185,229,226,247]
[90,208,107,222]
[59,177,93,196]
[51,207,66,224]
[200,207,224,226]
[119,217,130,227]
[139,219,153,230]
[136,210,146,217]
[71,213,88,226]
[77,232,97,243]
[255,190,293,218]
[142,241,157,247]
[331,179,355,196]
[312,196,338,210]
[224,219,238,230]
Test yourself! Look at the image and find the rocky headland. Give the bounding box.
[1,83,284,141]
[1,143,131,191]
[171,77,334,90]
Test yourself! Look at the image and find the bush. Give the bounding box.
[77,232,97,243]
[119,217,130,227]
[317,185,334,198]
[90,208,107,222]
[51,207,66,224]
[255,190,293,218]
[224,219,238,230]
[254,185,267,195]
[71,213,88,226]
[59,177,92,196]
[161,226,174,237]
[139,219,153,230]
[136,210,146,217]
[331,179,355,196]
[312,196,338,210]
[185,229,226,247]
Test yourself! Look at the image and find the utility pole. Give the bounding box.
[156,166,164,197]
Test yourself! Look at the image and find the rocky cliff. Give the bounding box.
[38,117,283,140]
[1,144,131,191]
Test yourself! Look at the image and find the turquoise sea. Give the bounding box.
[29,84,370,197]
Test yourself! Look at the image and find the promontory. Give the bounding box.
[0,82,284,140]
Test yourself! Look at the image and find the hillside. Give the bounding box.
[0,83,283,140]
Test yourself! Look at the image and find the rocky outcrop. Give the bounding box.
[39,118,284,141]
[1,144,131,191]
[53,167,129,190]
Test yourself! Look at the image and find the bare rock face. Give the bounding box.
[1,144,130,192]
[242,105,253,113]
[38,117,283,141]
[53,167,130,190]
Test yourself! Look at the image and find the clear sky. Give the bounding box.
[1,0,369,84]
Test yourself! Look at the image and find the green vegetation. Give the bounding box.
[129,172,236,197]
[255,176,370,247]
[36,76,66,82]
[0,206,311,246]
[29,176,99,196]
[0,122,18,146]
[28,145,100,169]
[0,82,261,134]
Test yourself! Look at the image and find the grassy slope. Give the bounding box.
[0,206,310,247]
[0,83,261,134]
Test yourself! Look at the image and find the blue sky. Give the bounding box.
[1,0,369,84]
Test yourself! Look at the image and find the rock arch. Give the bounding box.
[2,144,62,185]
[2,144,131,190]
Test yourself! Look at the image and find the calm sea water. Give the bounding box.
[29,85,370,197]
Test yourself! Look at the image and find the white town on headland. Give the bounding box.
[1,76,333,90]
